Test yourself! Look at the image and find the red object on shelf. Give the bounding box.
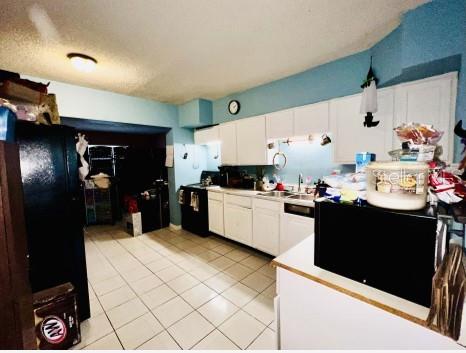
[276,182,285,191]
[123,195,139,213]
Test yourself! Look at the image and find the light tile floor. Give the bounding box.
[76,225,277,350]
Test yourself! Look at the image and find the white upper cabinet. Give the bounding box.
[265,102,330,140]
[194,126,219,145]
[218,116,274,166]
[236,115,273,165]
[330,89,394,164]
[394,73,457,162]
[294,101,330,136]
[266,109,294,139]
[218,122,237,165]
[216,73,457,166]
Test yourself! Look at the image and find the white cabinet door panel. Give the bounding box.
[294,101,329,135]
[266,110,294,139]
[253,207,280,256]
[194,126,219,145]
[280,213,313,254]
[224,204,253,246]
[394,74,457,162]
[236,116,269,165]
[330,90,394,164]
[208,198,224,236]
[219,122,237,165]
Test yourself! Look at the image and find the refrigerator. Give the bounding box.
[15,121,90,321]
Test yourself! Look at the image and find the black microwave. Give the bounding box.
[314,200,438,307]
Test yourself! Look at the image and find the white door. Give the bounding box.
[280,213,314,254]
[208,199,224,235]
[266,110,294,139]
[236,116,269,165]
[219,122,237,165]
[293,101,330,136]
[330,89,394,164]
[224,204,253,246]
[253,207,280,255]
[394,73,457,162]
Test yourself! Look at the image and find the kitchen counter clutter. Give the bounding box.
[273,237,464,349]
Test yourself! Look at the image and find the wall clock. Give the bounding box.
[228,100,240,115]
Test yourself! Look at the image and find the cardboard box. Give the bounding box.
[33,283,80,350]
[126,211,142,236]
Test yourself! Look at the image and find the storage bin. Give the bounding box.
[366,161,429,210]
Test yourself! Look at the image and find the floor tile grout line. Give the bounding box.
[83,226,276,350]
[85,228,222,349]
[85,231,179,348]
[217,308,268,350]
[245,322,272,350]
[82,235,128,349]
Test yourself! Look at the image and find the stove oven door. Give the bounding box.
[180,187,209,237]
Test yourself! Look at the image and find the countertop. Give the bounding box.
[272,236,431,326]
[205,186,315,207]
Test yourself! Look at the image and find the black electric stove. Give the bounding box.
[180,171,219,237]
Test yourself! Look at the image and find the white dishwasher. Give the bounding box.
[280,202,314,254]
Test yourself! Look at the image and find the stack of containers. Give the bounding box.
[366,123,443,210]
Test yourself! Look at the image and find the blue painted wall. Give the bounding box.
[246,140,353,184]
[212,50,371,124]
[401,0,465,69]
[210,0,466,181]
[179,99,213,128]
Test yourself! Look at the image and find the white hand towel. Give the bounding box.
[190,192,199,212]
[178,189,184,204]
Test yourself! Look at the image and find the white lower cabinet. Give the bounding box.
[280,212,314,254]
[224,203,253,246]
[277,268,460,349]
[208,192,224,236]
[253,199,280,256]
[211,192,314,256]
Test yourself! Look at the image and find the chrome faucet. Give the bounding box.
[298,173,303,192]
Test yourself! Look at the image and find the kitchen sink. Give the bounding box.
[288,194,315,201]
[259,191,295,198]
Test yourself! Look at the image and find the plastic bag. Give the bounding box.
[394,123,444,145]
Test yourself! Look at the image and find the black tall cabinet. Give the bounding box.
[15,122,90,321]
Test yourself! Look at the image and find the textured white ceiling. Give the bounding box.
[0,0,428,104]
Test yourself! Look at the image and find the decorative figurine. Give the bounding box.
[360,57,379,128]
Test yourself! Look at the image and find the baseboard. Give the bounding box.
[169,223,182,231]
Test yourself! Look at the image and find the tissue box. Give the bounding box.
[126,212,142,236]
[355,152,376,173]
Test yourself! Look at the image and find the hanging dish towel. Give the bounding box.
[178,189,184,204]
[76,133,89,181]
[190,192,199,212]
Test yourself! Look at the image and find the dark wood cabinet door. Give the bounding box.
[0,142,35,349]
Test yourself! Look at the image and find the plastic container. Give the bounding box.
[0,106,16,142]
[365,161,429,210]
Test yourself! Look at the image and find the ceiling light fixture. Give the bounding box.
[67,53,97,73]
